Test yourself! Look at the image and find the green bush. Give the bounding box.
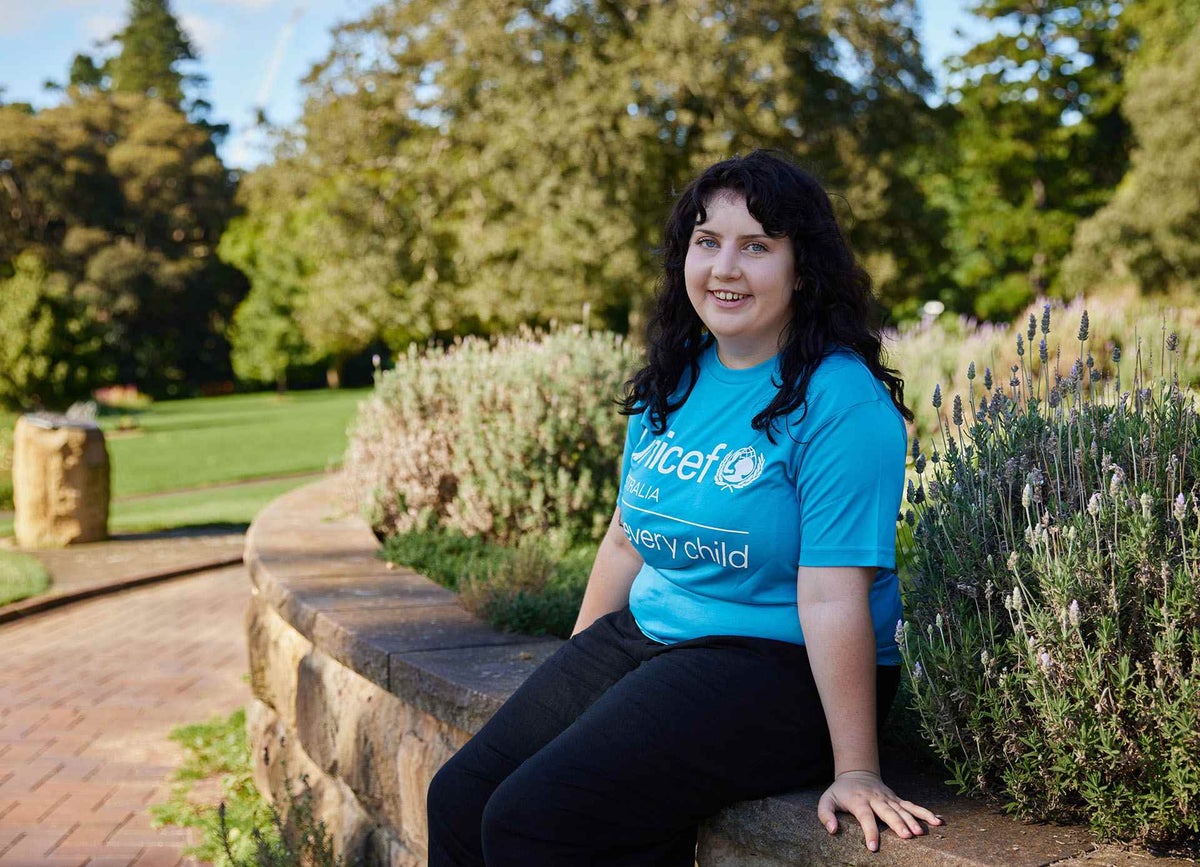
[345,325,635,547]
[899,305,1200,846]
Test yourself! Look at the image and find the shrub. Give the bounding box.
[345,326,635,546]
[899,304,1200,846]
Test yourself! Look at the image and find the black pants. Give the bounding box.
[426,606,900,866]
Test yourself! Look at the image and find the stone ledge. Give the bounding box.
[246,477,1193,867]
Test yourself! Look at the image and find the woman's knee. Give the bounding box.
[427,752,482,839]
[479,773,546,862]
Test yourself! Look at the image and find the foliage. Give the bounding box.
[0,90,243,406]
[0,550,51,605]
[889,295,1200,448]
[346,326,634,547]
[0,410,13,510]
[382,529,596,638]
[931,0,1137,318]
[0,253,94,409]
[1062,17,1200,297]
[226,0,944,350]
[899,305,1200,845]
[150,708,342,867]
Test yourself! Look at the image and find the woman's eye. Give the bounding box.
[747,242,767,253]
[695,237,717,248]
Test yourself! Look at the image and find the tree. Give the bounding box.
[0,93,243,402]
[934,0,1137,318]
[105,0,200,108]
[1062,7,1200,296]
[0,253,101,410]
[260,0,943,350]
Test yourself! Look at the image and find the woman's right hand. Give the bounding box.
[816,770,942,852]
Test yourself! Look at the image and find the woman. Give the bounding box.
[426,148,942,866]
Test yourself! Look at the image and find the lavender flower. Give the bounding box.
[1167,332,1179,352]
[932,384,942,409]
[984,366,993,390]
[1038,650,1053,672]
[1088,492,1102,515]
[1041,302,1051,335]
[953,395,964,426]
[1174,493,1187,522]
[1112,345,1122,363]
[1068,599,1080,627]
[1077,310,1089,341]
[1027,313,1037,343]
[1039,338,1049,364]
[967,361,976,381]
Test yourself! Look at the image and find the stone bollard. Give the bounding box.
[13,413,110,548]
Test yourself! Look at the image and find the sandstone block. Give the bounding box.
[246,697,378,866]
[294,647,467,860]
[245,593,314,729]
[13,413,110,547]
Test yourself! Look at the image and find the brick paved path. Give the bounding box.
[0,566,252,867]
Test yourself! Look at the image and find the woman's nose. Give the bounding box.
[712,247,741,280]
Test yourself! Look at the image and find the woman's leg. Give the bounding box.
[479,636,898,867]
[426,608,654,867]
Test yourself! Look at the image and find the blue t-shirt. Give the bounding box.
[620,343,906,665]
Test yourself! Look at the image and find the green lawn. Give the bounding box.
[104,476,324,534]
[98,388,369,498]
[0,549,50,605]
[1,388,369,537]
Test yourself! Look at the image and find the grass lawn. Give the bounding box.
[98,387,370,498]
[0,549,50,605]
[0,387,368,537]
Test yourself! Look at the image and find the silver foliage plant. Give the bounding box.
[899,304,1200,846]
[343,325,635,548]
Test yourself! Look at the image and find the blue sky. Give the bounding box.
[0,0,984,170]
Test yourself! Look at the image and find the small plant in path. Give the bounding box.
[151,708,342,867]
[899,303,1200,848]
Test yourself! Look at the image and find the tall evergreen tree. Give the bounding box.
[105,0,199,108]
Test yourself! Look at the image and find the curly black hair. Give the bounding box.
[620,148,912,439]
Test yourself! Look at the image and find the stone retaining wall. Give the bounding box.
[245,478,1181,867]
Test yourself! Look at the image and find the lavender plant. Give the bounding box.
[344,325,634,546]
[899,305,1200,846]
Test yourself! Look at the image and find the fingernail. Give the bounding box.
[870,841,878,852]
[827,821,836,833]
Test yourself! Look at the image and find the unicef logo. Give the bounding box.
[714,446,764,491]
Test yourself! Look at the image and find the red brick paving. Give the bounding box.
[0,566,252,867]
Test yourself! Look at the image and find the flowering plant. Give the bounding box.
[899,304,1200,846]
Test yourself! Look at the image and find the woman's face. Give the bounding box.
[685,191,797,369]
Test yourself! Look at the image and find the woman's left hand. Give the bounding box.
[816,770,943,853]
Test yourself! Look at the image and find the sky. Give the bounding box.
[0,0,986,171]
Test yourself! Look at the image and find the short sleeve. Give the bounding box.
[795,398,906,569]
[619,410,648,490]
